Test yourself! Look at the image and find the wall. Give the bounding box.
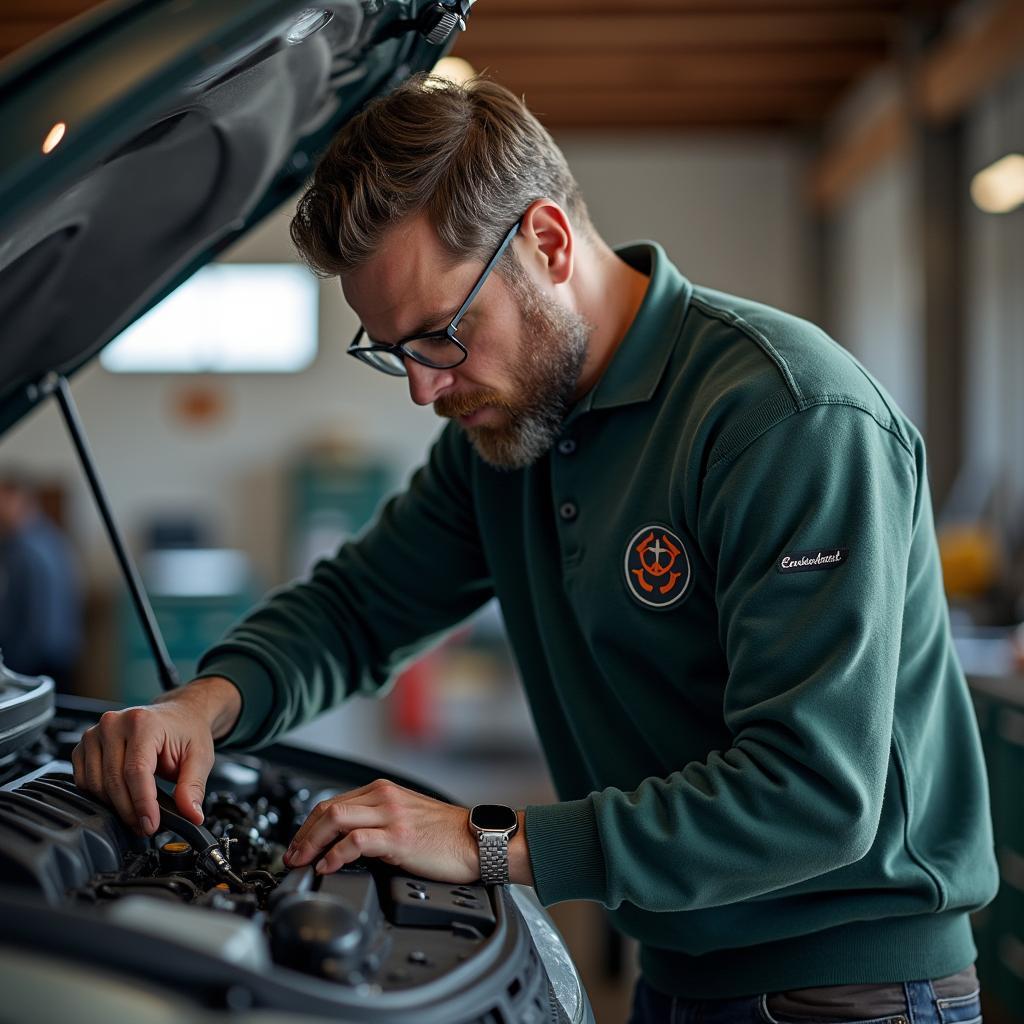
[828,153,926,432]
[820,68,926,433]
[558,135,814,321]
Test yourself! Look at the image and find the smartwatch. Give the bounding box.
[468,804,519,885]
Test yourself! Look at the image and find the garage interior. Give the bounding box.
[1,1,1023,1021]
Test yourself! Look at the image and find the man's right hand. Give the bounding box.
[71,676,241,838]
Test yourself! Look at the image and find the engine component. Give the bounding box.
[388,876,495,931]
[0,702,590,1022]
[270,893,367,979]
[159,840,193,872]
[154,788,248,892]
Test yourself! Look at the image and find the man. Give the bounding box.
[73,76,997,1022]
[0,468,81,692]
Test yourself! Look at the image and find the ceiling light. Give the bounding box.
[42,122,66,154]
[970,154,1024,214]
[432,56,476,86]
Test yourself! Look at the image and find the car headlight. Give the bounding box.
[509,884,587,1024]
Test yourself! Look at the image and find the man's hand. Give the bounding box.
[283,779,534,886]
[70,676,241,837]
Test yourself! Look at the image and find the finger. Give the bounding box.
[79,728,105,797]
[287,801,384,866]
[173,741,214,825]
[123,736,159,836]
[287,802,385,867]
[70,741,84,788]
[98,725,139,833]
[288,782,382,851]
[315,828,388,875]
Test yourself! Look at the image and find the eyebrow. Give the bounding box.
[366,306,461,347]
[405,306,461,338]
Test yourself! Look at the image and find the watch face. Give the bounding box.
[470,804,517,832]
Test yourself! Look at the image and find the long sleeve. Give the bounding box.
[197,423,493,749]
[525,403,918,911]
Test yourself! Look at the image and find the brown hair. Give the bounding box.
[289,74,593,280]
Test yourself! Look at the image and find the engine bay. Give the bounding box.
[0,692,578,1022]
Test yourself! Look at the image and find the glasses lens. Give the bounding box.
[357,348,407,376]
[404,335,465,369]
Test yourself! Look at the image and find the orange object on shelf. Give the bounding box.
[392,654,436,741]
[938,524,1001,598]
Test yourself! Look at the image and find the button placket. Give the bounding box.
[551,427,583,565]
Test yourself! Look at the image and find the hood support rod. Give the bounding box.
[32,373,180,693]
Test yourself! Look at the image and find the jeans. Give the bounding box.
[626,975,983,1024]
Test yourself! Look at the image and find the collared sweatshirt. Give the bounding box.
[197,241,999,999]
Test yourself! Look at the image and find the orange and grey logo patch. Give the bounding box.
[624,525,692,609]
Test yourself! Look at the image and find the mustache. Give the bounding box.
[434,389,513,420]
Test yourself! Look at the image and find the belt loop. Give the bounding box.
[670,993,684,1024]
[903,979,932,1024]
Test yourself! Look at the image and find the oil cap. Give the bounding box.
[159,840,193,871]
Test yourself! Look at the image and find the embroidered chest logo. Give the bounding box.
[624,525,692,609]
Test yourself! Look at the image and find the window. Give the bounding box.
[101,263,318,373]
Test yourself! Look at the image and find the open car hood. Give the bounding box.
[0,0,465,437]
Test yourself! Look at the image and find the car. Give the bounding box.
[0,3,593,1021]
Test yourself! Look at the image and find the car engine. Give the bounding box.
[0,669,589,1023]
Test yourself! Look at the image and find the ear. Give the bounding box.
[517,199,573,287]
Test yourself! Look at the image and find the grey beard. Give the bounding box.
[467,399,570,471]
[465,302,590,471]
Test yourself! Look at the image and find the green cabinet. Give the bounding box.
[970,681,1024,1020]
[117,550,257,706]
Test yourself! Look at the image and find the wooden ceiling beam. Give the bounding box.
[0,0,95,17]
[528,87,835,127]
[455,13,899,52]
[916,0,1024,120]
[462,50,883,90]
[545,115,813,131]
[0,22,53,56]
[477,1,907,13]
[810,0,1024,211]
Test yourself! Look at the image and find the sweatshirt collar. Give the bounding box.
[572,241,692,417]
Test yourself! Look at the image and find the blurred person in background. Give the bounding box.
[0,468,81,692]
[72,76,996,1024]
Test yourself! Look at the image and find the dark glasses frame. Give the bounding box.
[346,219,522,377]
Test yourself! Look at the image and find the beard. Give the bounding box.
[434,274,592,471]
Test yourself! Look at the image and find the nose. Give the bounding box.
[405,359,455,406]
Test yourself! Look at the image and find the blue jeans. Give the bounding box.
[626,976,984,1024]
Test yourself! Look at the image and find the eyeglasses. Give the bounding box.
[346,219,522,377]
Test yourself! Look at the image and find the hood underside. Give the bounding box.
[0,0,455,437]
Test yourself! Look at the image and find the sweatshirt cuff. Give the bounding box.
[524,797,607,907]
[193,653,275,750]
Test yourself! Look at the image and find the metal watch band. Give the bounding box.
[477,831,510,885]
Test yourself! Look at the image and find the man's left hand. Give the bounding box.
[282,778,480,882]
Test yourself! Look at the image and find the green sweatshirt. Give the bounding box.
[197,242,999,999]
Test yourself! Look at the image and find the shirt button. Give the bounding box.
[559,501,578,521]
[557,438,576,455]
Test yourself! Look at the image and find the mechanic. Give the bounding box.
[73,76,998,1024]
[0,467,81,692]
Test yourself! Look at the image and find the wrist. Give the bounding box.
[508,809,534,887]
[152,675,242,740]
